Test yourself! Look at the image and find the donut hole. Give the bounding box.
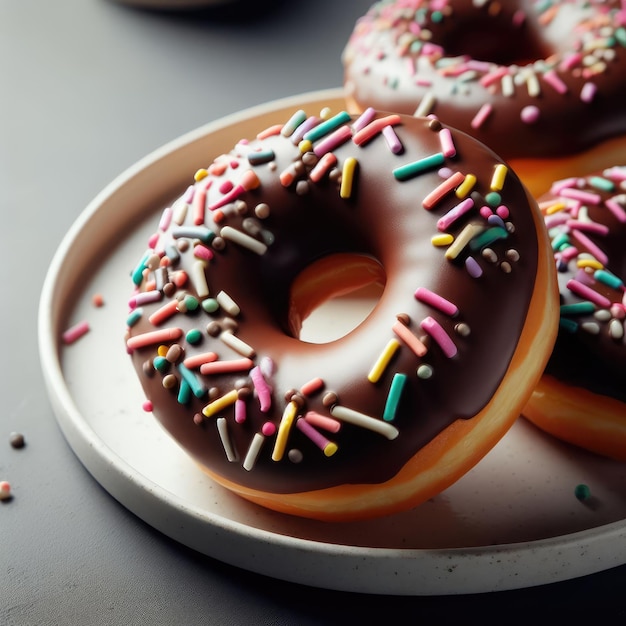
[440,19,551,67]
[289,253,386,344]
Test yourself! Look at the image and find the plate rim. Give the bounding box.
[37,88,626,595]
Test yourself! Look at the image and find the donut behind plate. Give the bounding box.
[125,105,558,521]
[523,167,626,462]
[342,0,626,196]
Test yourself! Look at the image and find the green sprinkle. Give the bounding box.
[431,10,443,22]
[303,111,351,143]
[202,298,219,313]
[393,152,444,181]
[172,226,215,244]
[615,27,626,47]
[126,308,143,327]
[559,317,578,333]
[594,269,623,290]
[178,363,206,398]
[131,253,149,286]
[588,176,615,192]
[382,373,407,422]
[186,328,202,345]
[560,302,595,316]
[177,378,192,405]
[485,192,501,208]
[184,295,199,312]
[551,232,570,251]
[153,356,169,373]
[469,226,508,251]
[574,483,591,501]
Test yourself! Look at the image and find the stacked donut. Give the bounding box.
[343,0,626,196]
[343,0,626,464]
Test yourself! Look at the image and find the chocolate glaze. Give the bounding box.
[342,0,626,159]
[539,167,626,401]
[126,108,541,494]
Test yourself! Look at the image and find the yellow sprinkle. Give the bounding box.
[320,106,333,120]
[431,233,454,247]
[368,339,401,384]
[577,258,603,270]
[323,442,339,457]
[340,157,358,199]
[202,389,238,418]
[445,223,484,260]
[194,168,209,182]
[541,201,567,215]
[272,401,298,461]
[157,345,169,357]
[490,164,508,191]
[455,173,477,198]
[299,139,313,154]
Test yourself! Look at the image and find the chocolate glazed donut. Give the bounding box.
[524,167,626,461]
[125,106,558,521]
[343,0,626,195]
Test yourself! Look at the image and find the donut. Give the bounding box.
[523,166,626,462]
[125,104,558,521]
[342,0,626,196]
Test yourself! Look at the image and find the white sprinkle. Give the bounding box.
[220,330,256,358]
[243,433,265,471]
[221,226,268,255]
[217,418,237,462]
[329,405,399,440]
[216,291,241,317]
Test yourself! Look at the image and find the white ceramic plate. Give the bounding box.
[39,89,626,595]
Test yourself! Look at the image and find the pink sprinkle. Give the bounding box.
[550,177,581,195]
[261,421,276,437]
[559,188,601,204]
[303,410,341,433]
[566,220,609,236]
[559,52,583,72]
[352,107,376,132]
[291,116,320,144]
[520,105,540,124]
[193,244,214,261]
[296,418,336,455]
[420,316,457,358]
[580,82,597,103]
[235,398,247,424]
[465,256,483,278]
[567,279,611,308]
[313,125,352,157]
[471,103,492,129]
[219,180,234,194]
[62,320,90,345]
[142,400,153,412]
[382,125,403,154]
[300,377,324,396]
[415,287,458,316]
[479,206,493,219]
[560,245,580,263]
[193,187,206,226]
[438,127,456,158]
[436,198,475,232]
[310,152,338,182]
[570,230,608,265]
[250,366,272,412]
[423,171,465,210]
[128,290,162,309]
[159,207,173,231]
[496,205,510,219]
[542,69,568,94]
[147,233,160,249]
[182,185,195,203]
[605,199,626,222]
[479,67,509,88]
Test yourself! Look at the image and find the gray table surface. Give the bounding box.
[2,1,625,623]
